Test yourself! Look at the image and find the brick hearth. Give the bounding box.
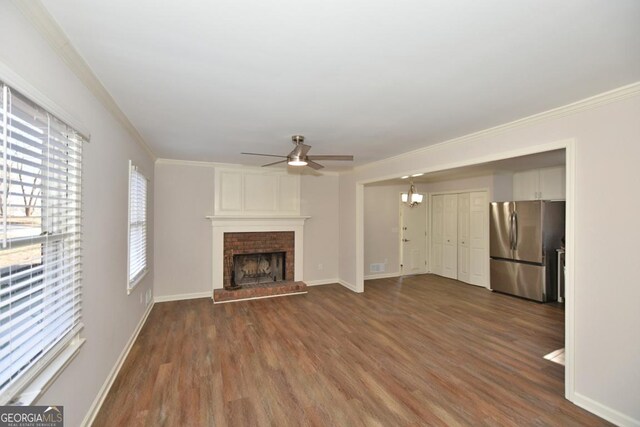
[213,281,307,303]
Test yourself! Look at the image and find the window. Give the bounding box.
[0,81,85,403]
[127,161,147,292]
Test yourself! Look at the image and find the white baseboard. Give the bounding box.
[81,301,154,427]
[338,279,359,292]
[572,393,640,427]
[304,278,340,286]
[154,291,211,303]
[364,272,401,280]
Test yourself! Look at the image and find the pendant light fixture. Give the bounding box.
[401,179,423,207]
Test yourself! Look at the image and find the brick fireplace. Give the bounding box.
[223,231,294,287]
[207,216,309,291]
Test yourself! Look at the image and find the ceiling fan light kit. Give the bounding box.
[241,135,354,169]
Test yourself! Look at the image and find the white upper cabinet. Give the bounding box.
[214,167,300,216]
[513,166,565,200]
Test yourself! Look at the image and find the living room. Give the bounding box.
[0,1,638,426]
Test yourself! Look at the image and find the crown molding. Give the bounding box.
[155,157,342,176]
[356,82,640,172]
[155,158,240,168]
[12,0,156,161]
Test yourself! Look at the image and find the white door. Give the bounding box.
[457,193,470,283]
[469,191,488,287]
[400,195,427,275]
[442,194,458,279]
[431,195,444,275]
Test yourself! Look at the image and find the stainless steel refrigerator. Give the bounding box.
[490,200,565,302]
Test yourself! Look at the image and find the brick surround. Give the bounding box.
[223,231,294,288]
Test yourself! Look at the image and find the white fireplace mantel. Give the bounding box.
[206,215,310,291]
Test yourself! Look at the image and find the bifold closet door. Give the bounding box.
[431,195,444,276]
[457,193,470,283]
[442,194,458,279]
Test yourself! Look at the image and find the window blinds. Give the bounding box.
[128,162,147,289]
[0,82,84,400]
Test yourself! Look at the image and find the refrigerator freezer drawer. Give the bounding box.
[490,259,550,302]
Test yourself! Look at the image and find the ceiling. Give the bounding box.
[41,1,640,170]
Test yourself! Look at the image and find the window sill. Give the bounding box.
[6,333,85,406]
[127,268,148,295]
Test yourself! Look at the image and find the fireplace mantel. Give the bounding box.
[206,215,310,291]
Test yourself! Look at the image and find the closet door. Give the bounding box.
[469,191,488,287]
[442,194,458,279]
[430,195,444,275]
[457,193,470,283]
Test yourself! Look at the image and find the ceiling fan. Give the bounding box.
[241,135,354,170]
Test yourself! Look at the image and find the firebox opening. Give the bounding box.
[233,252,286,286]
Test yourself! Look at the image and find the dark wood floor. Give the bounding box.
[94,275,609,426]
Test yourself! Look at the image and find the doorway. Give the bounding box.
[399,193,427,275]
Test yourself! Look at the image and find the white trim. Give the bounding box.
[81,301,154,427]
[357,139,572,186]
[155,158,240,168]
[11,1,155,160]
[355,184,364,292]
[364,272,401,280]
[338,279,359,292]
[213,291,308,304]
[355,82,640,173]
[564,139,576,401]
[304,278,340,286]
[154,291,211,303]
[0,60,89,140]
[572,393,640,427]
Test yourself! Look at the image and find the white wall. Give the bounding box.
[363,183,407,278]
[154,161,215,299]
[0,3,155,426]
[154,164,340,298]
[300,174,340,283]
[338,91,640,423]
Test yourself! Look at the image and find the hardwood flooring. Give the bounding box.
[93,274,609,426]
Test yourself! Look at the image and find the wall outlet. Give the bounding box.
[145,289,152,305]
[317,263,323,271]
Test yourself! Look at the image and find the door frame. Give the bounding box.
[355,138,575,402]
[427,188,490,288]
[398,191,428,276]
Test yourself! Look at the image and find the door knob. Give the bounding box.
[403,238,410,242]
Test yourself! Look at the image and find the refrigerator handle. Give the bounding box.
[509,212,515,250]
[513,211,519,250]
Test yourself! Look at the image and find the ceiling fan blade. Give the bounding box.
[300,144,312,156]
[262,160,288,167]
[307,155,354,161]
[242,152,287,158]
[306,160,324,170]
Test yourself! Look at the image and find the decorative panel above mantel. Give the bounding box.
[214,166,300,216]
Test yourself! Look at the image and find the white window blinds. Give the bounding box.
[127,161,147,291]
[0,81,84,402]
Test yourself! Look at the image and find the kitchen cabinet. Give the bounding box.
[513,166,565,200]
